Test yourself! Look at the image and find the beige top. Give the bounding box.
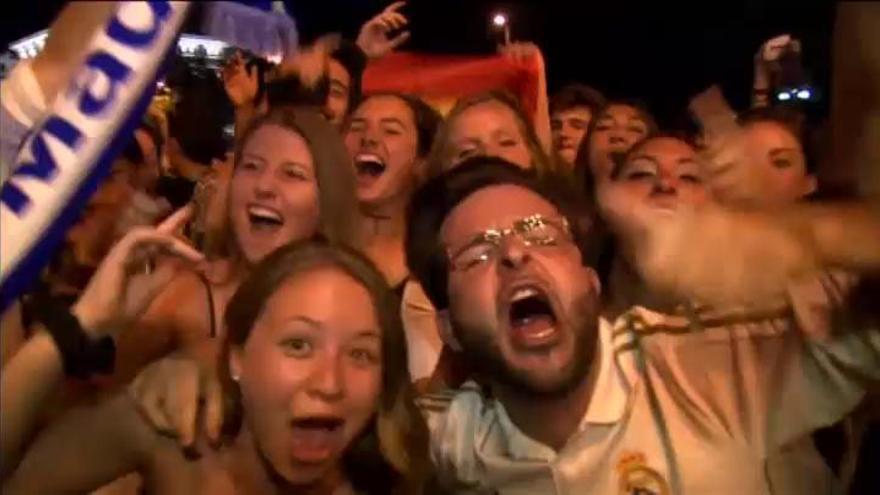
[401,280,445,381]
[419,274,877,494]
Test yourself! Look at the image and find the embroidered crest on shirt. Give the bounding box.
[616,452,670,495]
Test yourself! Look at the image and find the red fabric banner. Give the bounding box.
[362,51,542,116]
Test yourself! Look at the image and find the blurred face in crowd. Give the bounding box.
[587,104,651,181]
[440,184,601,396]
[741,121,816,205]
[446,100,532,171]
[326,59,352,128]
[552,106,592,167]
[344,95,421,210]
[597,137,709,249]
[231,266,382,486]
[229,124,320,264]
[602,137,708,212]
[66,161,137,268]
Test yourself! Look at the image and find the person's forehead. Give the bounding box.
[601,104,642,121]
[451,102,519,139]
[553,106,592,120]
[261,266,378,331]
[355,95,413,123]
[744,121,799,148]
[441,184,560,241]
[243,124,314,164]
[636,137,695,159]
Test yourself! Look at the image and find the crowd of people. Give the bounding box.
[1,2,879,494]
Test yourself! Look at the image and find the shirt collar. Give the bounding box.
[486,316,635,461]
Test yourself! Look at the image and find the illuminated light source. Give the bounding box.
[777,92,792,101]
[796,88,812,100]
[492,13,508,28]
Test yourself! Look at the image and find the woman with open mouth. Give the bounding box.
[107,106,361,388]
[343,93,448,385]
[2,236,432,494]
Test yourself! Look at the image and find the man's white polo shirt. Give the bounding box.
[419,277,879,494]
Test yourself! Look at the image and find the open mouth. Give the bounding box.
[291,416,344,430]
[354,153,387,180]
[289,416,345,464]
[506,285,560,350]
[247,205,284,230]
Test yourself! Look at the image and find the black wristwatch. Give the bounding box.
[36,297,116,379]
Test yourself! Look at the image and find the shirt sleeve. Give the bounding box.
[766,271,880,449]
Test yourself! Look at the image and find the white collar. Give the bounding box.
[482,317,635,461]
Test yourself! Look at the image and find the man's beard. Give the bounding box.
[451,293,599,399]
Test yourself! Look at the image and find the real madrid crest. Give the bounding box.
[616,451,670,495]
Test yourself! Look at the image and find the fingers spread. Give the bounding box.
[388,31,411,49]
[203,374,225,445]
[132,376,177,437]
[385,1,407,14]
[385,12,408,29]
[172,365,200,447]
[157,205,194,234]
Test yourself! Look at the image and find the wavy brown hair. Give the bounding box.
[220,240,432,494]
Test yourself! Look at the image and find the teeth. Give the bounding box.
[248,205,282,222]
[511,287,540,302]
[355,153,384,166]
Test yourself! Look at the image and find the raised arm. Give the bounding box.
[2,394,157,495]
[0,207,202,476]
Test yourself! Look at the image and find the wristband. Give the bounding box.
[37,297,115,379]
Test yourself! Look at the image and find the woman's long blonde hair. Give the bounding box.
[425,90,561,180]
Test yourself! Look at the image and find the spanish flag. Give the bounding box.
[363,51,543,117]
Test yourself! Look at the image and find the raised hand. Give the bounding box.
[753,34,801,91]
[222,50,260,108]
[499,41,542,64]
[689,86,771,206]
[72,206,204,338]
[356,1,411,59]
[275,34,341,90]
[129,355,224,448]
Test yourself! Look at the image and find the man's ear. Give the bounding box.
[435,309,462,352]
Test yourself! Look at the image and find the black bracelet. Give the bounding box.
[36,297,116,379]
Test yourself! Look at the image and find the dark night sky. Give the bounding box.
[1,0,837,126]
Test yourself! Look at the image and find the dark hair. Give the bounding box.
[353,93,443,158]
[405,156,603,310]
[738,106,817,174]
[550,84,606,116]
[332,40,368,111]
[167,66,233,164]
[231,107,362,250]
[573,99,659,200]
[426,90,560,179]
[222,240,431,494]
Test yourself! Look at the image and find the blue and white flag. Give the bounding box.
[0,1,191,311]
